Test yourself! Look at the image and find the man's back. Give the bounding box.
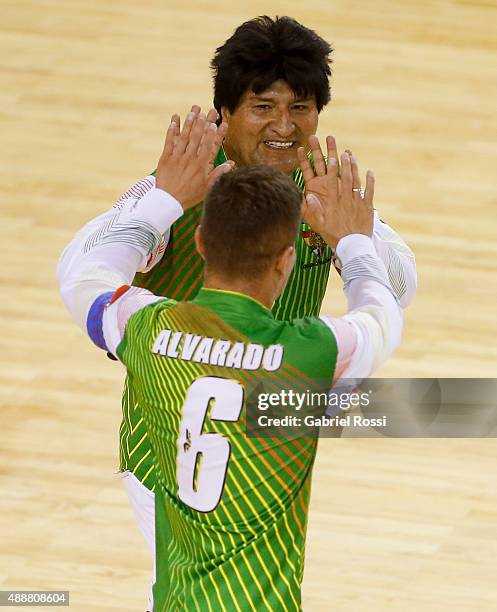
[119,153,333,491]
[118,288,337,611]
[58,114,407,611]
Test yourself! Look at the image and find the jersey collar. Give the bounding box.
[192,287,274,320]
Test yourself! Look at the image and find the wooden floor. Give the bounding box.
[1,0,496,610]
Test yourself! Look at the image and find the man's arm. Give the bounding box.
[331,212,417,308]
[370,212,416,308]
[57,172,189,328]
[59,124,404,377]
[58,107,229,307]
[57,186,183,333]
[58,110,232,352]
[299,135,417,308]
[322,233,403,381]
[112,174,168,274]
[299,142,404,380]
[60,197,402,373]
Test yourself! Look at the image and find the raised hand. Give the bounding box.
[168,106,219,147]
[297,134,339,207]
[156,108,234,210]
[297,136,374,248]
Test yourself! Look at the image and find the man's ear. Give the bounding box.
[194,226,205,260]
[275,245,296,279]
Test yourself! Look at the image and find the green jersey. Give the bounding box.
[117,288,337,611]
[120,149,333,490]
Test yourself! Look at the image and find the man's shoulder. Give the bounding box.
[269,316,337,383]
[126,296,178,327]
[277,315,335,345]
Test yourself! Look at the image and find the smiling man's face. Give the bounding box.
[221,79,319,175]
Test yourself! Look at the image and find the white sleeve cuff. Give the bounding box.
[134,188,184,234]
[335,234,376,265]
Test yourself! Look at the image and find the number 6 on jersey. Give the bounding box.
[177,377,244,512]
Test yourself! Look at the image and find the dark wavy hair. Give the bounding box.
[211,16,333,116]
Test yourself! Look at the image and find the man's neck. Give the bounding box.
[203,274,275,310]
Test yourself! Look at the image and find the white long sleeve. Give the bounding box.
[57,186,183,331]
[371,211,417,307]
[57,190,403,375]
[321,234,403,381]
[332,211,416,308]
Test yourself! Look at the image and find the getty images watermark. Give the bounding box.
[256,387,386,429]
[246,379,497,438]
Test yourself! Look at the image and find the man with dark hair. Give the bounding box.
[59,15,416,609]
[213,16,332,115]
[59,113,402,610]
[211,15,331,175]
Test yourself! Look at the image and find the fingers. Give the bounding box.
[168,106,226,163]
[363,169,375,208]
[326,157,339,203]
[309,135,327,176]
[302,193,324,228]
[198,108,223,160]
[167,106,210,148]
[170,113,180,131]
[207,120,228,166]
[186,112,207,155]
[206,108,219,124]
[170,113,180,145]
[161,120,177,159]
[344,148,354,177]
[297,146,315,183]
[350,154,361,192]
[326,136,338,166]
[176,111,197,154]
[197,121,217,164]
[341,152,352,194]
[328,136,341,177]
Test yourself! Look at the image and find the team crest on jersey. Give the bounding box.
[301,229,332,269]
[301,229,326,258]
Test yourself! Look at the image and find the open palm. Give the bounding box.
[297,135,375,248]
[297,135,339,223]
